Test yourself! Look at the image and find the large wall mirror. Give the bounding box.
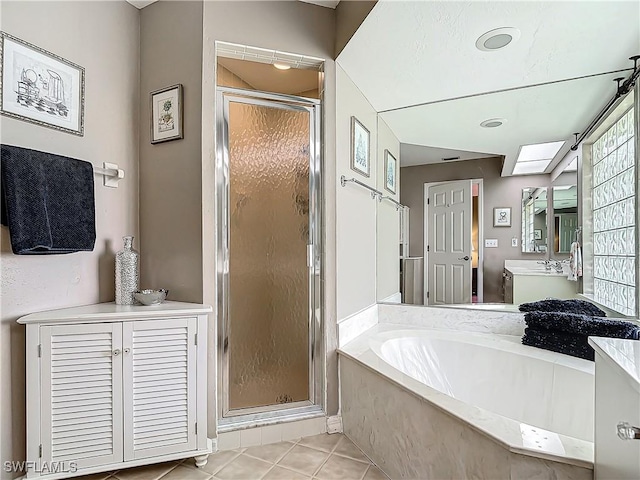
[521,187,548,253]
[553,185,578,253]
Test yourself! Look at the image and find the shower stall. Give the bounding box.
[216,87,323,428]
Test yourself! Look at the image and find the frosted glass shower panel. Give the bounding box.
[228,101,310,410]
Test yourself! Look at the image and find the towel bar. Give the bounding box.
[94,162,125,188]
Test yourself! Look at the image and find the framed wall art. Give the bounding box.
[0,31,85,136]
[493,207,512,227]
[350,116,370,177]
[384,149,397,194]
[150,84,183,144]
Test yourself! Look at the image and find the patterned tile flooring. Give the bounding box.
[75,434,388,480]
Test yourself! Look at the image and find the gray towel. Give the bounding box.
[522,327,593,361]
[519,299,606,317]
[524,311,640,339]
[1,144,96,254]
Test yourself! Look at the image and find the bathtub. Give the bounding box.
[339,324,595,479]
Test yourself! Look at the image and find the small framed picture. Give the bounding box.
[150,84,183,144]
[1,32,85,136]
[350,116,370,177]
[384,149,397,194]
[534,229,542,240]
[493,207,511,227]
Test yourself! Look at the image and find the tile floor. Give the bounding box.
[75,434,388,480]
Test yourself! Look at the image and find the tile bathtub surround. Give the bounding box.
[340,356,592,480]
[377,303,526,336]
[73,434,388,480]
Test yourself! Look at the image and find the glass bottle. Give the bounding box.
[115,235,139,305]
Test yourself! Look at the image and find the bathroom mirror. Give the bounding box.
[521,187,548,253]
[552,185,578,253]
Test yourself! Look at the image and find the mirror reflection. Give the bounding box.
[521,188,548,253]
[553,185,578,253]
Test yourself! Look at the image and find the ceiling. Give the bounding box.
[126,0,339,9]
[218,57,320,95]
[400,144,494,167]
[337,1,640,175]
[299,0,340,8]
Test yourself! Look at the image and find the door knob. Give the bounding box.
[458,256,470,261]
[113,349,121,356]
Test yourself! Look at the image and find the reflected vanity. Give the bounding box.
[521,187,548,253]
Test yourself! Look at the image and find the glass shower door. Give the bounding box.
[219,91,319,416]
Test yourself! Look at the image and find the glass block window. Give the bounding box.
[592,108,635,315]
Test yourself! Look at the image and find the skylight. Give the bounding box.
[512,140,565,175]
[512,159,553,175]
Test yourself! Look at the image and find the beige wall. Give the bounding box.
[201,0,337,426]
[400,157,553,302]
[335,0,377,57]
[0,2,140,477]
[336,65,378,318]
[139,1,203,304]
[376,117,400,301]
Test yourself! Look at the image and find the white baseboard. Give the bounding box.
[326,415,343,434]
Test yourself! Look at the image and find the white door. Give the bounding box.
[40,323,123,469]
[123,317,197,460]
[427,180,473,304]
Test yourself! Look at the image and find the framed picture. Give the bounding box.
[384,149,397,194]
[493,207,511,227]
[534,229,542,240]
[350,116,370,177]
[150,84,183,144]
[0,32,85,136]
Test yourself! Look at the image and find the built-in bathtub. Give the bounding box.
[339,324,594,479]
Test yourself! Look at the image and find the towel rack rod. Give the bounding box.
[94,167,121,177]
[94,162,125,188]
[340,175,407,210]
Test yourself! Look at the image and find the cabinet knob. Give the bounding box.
[113,349,121,356]
[123,348,130,354]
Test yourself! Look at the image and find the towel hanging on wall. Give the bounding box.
[568,241,582,281]
[1,144,96,254]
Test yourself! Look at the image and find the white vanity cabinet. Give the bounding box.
[18,302,212,479]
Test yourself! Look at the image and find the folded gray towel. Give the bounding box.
[524,311,640,339]
[1,144,96,254]
[522,327,593,361]
[519,299,606,317]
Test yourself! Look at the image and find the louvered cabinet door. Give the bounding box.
[123,318,197,460]
[40,323,123,469]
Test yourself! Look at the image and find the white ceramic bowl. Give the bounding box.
[134,289,168,306]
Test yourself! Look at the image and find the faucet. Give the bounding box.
[537,260,552,271]
[551,259,565,273]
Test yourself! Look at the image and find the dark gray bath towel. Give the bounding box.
[1,145,96,254]
[519,299,606,317]
[524,311,640,339]
[522,327,593,361]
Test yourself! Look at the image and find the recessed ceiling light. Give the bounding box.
[480,118,505,128]
[476,27,521,52]
[273,63,291,70]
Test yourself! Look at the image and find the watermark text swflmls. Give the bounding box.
[3,460,78,474]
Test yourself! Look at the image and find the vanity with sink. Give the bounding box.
[503,259,578,305]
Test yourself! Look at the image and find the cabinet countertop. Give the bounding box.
[17,301,213,325]
[505,266,569,277]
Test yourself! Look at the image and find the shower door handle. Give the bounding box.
[307,245,313,268]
